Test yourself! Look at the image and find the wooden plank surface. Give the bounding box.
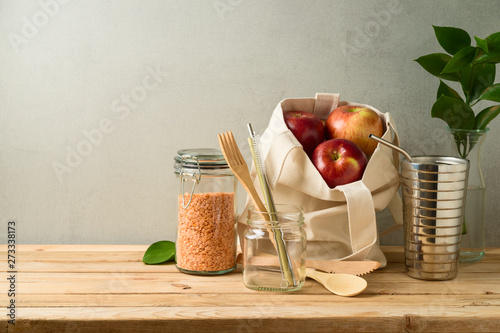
[1,246,500,333]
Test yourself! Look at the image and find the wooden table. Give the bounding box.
[1,245,499,332]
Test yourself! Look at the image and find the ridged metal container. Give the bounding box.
[402,156,469,281]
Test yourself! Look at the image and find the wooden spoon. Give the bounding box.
[306,268,367,297]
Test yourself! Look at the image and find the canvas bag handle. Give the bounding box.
[336,182,378,260]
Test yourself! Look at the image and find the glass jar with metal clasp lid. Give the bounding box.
[173,148,237,275]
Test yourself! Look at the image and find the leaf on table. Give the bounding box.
[414,53,461,82]
[143,240,176,265]
[474,105,500,129]
[431,95,475,129]
[433,25,471,55]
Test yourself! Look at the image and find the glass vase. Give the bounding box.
[447,128,489,263]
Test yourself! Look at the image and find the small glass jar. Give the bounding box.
[174,148,237,275]
[243,204,306,291]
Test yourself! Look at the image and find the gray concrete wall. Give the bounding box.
[0,0,498,246]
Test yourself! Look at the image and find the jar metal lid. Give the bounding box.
[174,148,233,209]
[174,148,231,175]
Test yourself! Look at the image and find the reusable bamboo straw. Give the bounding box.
[247,123,296,287]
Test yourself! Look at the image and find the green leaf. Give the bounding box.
[469,63,496,102]
[441,46,476,74]
[478,83,500,102]
[415,53,461,81]
[431,95,475,129]
[460,63,496,103]
[437,80,463,101]
[486,32,500,53]
[474,52,500,64]
[433,26,471,55]
[474,105,500,129]
[474,36,489,53]
[143,240,176,265]
[460,64,472,98]
[474,32,500,64]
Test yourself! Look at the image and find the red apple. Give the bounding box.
[312,139,368,188]
[284,111,325,157]
[325,105,383,157]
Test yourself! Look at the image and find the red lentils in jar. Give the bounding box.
[176,192,235,272]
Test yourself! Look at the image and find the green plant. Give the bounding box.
[415,26,500,157]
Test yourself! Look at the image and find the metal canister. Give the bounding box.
[401,156,469,280]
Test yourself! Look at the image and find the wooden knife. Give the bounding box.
[236,253,380,276]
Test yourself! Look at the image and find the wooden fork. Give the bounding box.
[217,131,268,214]
[219,131,298,285]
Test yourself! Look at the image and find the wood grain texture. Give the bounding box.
[1,246,499,333]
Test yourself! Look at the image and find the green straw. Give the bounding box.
[247,124,296,287]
